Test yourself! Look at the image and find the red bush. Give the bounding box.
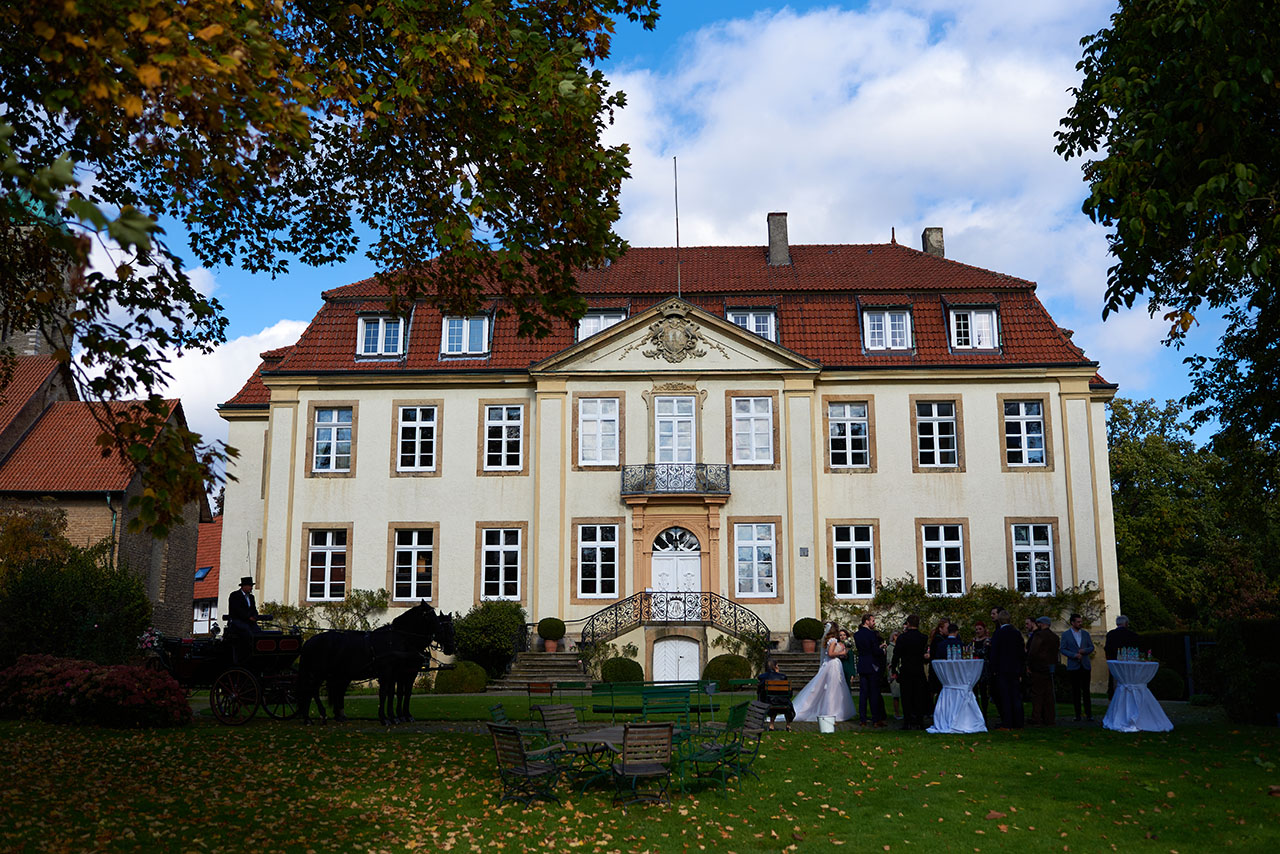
[0,654,191,728]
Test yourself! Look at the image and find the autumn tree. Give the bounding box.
[1,0,658,534]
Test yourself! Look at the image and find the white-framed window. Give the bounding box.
[950,308,998,349]
[922,523,965,596]
[828,401,870,468]
[731,396,773,465]
[484,405,523,471]
[577,311,626,341]
[397,405,437,471]
[655,396,696,464]
[481,527,521,600]
[578,524,618,598]
[307,529,347,601]
[734,523,776,597]
[832,524,875,598]
[863,309,912,350]
[1004,401,1046,466]
[313,407,353,472]
[1013,523,1054,595]
[916,401,958,467]
[442,315,489,355]
[358,316,404,356]
[393,529,434,601]
[727,310,778,342]
[578,398,619,466]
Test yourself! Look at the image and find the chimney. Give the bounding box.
[921,227,944,258]
[767,212,791,266]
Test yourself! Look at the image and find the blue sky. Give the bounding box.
[138,1,1221,448]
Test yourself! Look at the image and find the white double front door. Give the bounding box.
[651,553,700,592]
[652,636,700,682]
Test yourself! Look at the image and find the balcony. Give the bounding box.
[620,463,730,496]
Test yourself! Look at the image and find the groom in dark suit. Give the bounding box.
[854,613,888,726]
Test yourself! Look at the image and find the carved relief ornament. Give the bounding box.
[620,300,729,363]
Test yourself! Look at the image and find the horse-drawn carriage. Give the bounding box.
[153,624,303,725]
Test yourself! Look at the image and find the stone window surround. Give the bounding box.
[570,516,627,605]
[909,394,966,473]
[724,389,781,470]
[826,518,880,601]
[473,521,529,607]
[476,398,530,477]
[385,521,441,606]
[915,517,972,597]
[997,392,1055,473]
[305,401,358,478]
[727,515,784,605]
[1004,516,1063,596]
[822,394,878,474]
[298,522,354,604]
[390,399,444,478]
[571,391,626,472]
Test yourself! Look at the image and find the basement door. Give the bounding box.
[652,637,700,683]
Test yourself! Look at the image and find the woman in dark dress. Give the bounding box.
[971,620,992,718]
[926,618,949,711]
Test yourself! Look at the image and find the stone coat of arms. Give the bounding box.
[621,300,729,363]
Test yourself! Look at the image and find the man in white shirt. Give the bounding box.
[1059,613,1095,721]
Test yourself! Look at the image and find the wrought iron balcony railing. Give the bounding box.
[620,463,730,496]
[579,590,769,647]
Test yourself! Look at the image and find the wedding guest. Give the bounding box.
[757,657,796,731]
[890,614,928,730]
[853,614,888,727]
[926,617,950,710]
[987,608,1025,729]
[1104,614,1142,696]
[1026,616,1059,726]
[886,630,903,719]
[1059,613,1095,722]
[971,621,992,718]
[837,628,858,693]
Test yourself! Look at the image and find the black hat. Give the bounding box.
[239,576,255,587]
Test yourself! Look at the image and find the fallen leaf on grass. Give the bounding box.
[985,811,1007,820]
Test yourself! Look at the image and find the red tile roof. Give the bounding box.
[222,241,1099,406]
[0,399,180,493]
[0,355,60,434]
[193,514,222,600]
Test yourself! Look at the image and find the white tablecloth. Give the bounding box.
[927,659,987,734]
[1103,660,1173,732]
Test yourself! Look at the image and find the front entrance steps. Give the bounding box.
[768,650,822,688]
[488,651,589,692]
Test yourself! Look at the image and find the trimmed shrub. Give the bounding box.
[792,618,824,641]
[431,661,487,694]
[0,654,191,727]
[454,601,528,678]
[536,617,566,641]
[600,657,643,683]
[702,653,751,691]
[1148,667,1185,701]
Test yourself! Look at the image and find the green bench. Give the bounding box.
[591,681,721,722]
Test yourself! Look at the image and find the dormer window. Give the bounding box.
[950,308,998,349]
[863,309,912,350]
[576,311,626,341]
[728,309,777,342]
[358,316,403,356]
[442,316,489,355]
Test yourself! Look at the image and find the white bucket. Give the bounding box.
[817,715,836,733]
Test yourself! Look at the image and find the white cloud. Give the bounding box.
[161,319,308,447]
[604,1,1172,394]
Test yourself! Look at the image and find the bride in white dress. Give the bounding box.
[792,623,857,722]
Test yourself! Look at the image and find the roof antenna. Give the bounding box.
[891,227,897,244]
[673,156,682,299]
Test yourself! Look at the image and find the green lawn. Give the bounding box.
[2,698,1276,853]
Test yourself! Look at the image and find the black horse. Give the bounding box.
[298,602,456,725]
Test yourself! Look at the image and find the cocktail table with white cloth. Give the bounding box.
[926,659,987,734]
[1103,660,1173,732]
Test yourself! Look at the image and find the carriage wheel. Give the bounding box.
[211,667,260,725]
[262,673,300,720]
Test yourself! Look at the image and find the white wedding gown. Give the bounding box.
[791,639,856,722]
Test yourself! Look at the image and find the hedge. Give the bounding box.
[600,657,643,683]
[702,653,751,691]
[0,655,191,728]
[431,661,488,694]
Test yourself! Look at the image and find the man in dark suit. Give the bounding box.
[1026,616,1059,726]
[890,614,928,730]
[1059,613,1096,721]
[854,613,888,726]
[987,608,1026,729]
[227,576,263,636]
[1104,614,1142,696]
[756,658,796,731]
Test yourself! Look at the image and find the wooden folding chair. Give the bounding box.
[487,722,566,806]
[611,722,674,805]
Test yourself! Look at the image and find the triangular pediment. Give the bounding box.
[531,298,820,375]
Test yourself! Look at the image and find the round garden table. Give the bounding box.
[926,659,987,734]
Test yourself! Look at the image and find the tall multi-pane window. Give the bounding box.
[313,407,353,472]
[950,309,998,349]
[1012,523,1054,594]
[577,311,626,341]
[916,401,958,467]
[832,524,875,598]
[442,316,489,354]
[397,406,436,471]
[481,528,521,600]
[578,398,619,466]
[484,405,523,470]
[1004,401,1046,466]
[307,529,347,601]
[358,316,403,355]
[828,402,870,468]
[393,529,433,601]
[654,396,696,463]
[727,310,778,342]
[863,310,912,350]
[922,523,965,595]
[731,397,773,464]
[578,524,618,598]
[735,523,776,597]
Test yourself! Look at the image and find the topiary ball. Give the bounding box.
[793,617,824,641]
[702,653,751,692]
[431,660,488,694]
[536,617,566,641]
[600,657,643,683]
